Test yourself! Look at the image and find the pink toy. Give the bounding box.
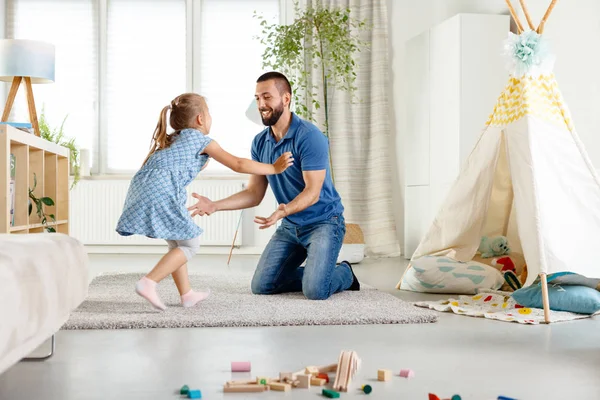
[399,369,414,378]
[231,361,251,372]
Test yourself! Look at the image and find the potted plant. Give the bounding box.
[29,173,56,233]
[255,0,369,263]
[39,106,80,189]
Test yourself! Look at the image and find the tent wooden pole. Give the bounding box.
[537,0,559,34]
[505,0,525,33]
[518,0,536,30]
[540,273,551,323]
[396,262,412,290]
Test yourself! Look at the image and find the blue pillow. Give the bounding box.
[512,284,600,315]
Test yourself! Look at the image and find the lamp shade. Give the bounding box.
[0,39,55,83]
[245,98,264,127]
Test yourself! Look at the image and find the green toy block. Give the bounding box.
[180,385,189,395]
[322,388,340,398]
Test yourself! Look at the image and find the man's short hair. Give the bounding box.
[257,71,292,96]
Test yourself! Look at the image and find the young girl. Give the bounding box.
[116,93,293,311]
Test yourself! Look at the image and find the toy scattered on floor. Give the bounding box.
[492,256,523,291]
[187,389,201,399]
[377,369,392,381]
[429,394,461,400]
[256,376,269,385]
[311,377,327,386]
[360,384,372,394]
[223,384,266,393]
[497,396,517,400]
[322,388,341,398]
[478,236,510,258]
[279,372,293,381]
[222,350,362,394]
[296,374,311,388]
[269,382,291,391]
[399,368,415,378]
[180,385,189,395]
[332,350,361,391]
[231,361,251,372]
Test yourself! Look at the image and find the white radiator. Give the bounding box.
[69,179,245,246]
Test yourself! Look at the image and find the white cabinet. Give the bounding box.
[403,13,510,258]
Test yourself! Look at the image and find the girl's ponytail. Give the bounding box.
[140,93,207,167]
[142,104,170,166]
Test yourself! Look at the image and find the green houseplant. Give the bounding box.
[29,173,56,233]
[39,106,80,189]
[254,0,368,180]
[255,0,369,262]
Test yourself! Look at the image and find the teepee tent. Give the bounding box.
[397,0,600,323]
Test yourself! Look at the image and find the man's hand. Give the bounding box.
[187,193,217,217]
[254,204,287,229]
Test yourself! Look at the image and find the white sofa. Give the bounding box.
[0,233,89,375]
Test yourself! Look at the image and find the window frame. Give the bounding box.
[5,0,289,176]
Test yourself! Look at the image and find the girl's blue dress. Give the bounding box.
[116,129,212,240]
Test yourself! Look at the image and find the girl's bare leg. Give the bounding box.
[135,248,187,311]
[171,263,191,295]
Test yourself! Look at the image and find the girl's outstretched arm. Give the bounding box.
[202,141,293,175]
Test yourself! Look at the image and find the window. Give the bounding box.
[7,0,98,157]
[105,0,187,172]
[198,0,279,173]
[7,0,280,175]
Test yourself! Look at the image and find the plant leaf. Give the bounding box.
[41,197,55,206]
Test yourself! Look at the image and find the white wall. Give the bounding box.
[388,0,600,256]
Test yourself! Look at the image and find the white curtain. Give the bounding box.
[304,0,400,257]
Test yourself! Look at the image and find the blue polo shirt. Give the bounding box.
[251,113,344,226]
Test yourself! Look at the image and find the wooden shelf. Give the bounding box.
[1,124,70,235]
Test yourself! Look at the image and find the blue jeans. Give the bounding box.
[251,214,353,300]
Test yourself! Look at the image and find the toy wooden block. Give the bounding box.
[377,369,392,381]
[332,350,361,392]
[305,366,319,375]
[317,373,330,383]
[322,388,341,398]
[296,374,311,389]
[279,372,294,382]
[223,384,267,393]
[225,379,256,386]
[187,390,201,399]
[311,377,327,386]
[428,394,441,400]
[269,382,291,392]
[318,363,338,373]
[256,377,270,385]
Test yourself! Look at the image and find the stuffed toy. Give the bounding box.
[478,236,510,258]
[492,256,521,291]
[491,256,529,291]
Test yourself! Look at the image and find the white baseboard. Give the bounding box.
[84,245,266,255]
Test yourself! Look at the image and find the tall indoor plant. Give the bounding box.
[254,0,368,181]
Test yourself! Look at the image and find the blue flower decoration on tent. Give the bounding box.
[503,30,555,77]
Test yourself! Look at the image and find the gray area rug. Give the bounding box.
[62,271,437,329]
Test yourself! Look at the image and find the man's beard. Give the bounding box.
[260,102,284,126]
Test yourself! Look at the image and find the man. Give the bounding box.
[188,71,359,300]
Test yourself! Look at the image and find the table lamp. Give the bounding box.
[245,98,264,126]
[0,39,55,137]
